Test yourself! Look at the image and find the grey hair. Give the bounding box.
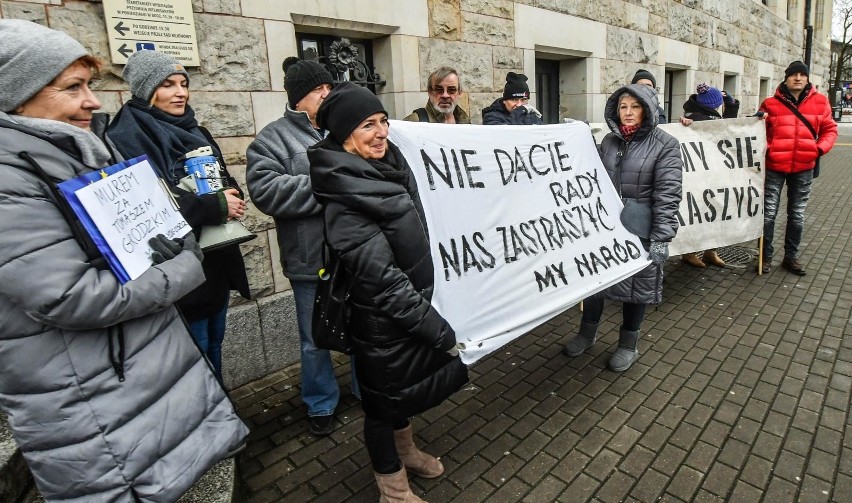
[617,92,634,104]
[427,66,462,92]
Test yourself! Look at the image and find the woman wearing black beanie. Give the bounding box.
[308,82,469,501]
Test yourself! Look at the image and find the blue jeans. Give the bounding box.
[763,169,813,261]
[292,280,360,416]
[187,301,228,381]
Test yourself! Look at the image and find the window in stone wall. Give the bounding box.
[664,70,674,122]
[724,74,739,113]
[296,33,384,93]
[535,59,560,124]
[760,78,771,101]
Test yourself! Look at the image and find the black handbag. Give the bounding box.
[311,236,354,355]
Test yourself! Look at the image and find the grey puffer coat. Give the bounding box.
[592,84,683,304]
[0,117,248,503]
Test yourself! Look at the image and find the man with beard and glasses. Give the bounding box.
[404,66,470,124]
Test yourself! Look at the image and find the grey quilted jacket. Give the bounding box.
[593,84,683,304]
[0,117,248,503]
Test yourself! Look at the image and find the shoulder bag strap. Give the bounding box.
[773,96,817,139]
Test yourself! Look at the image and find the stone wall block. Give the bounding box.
[1,2,46,23]
[698,48,720,73]
[192,91,255,137]
[192,0,203,12]
[194,14,269,91]
[648,14,667,37]
[606,27,658,64]
[461,0,512,19]
[202,0,240,15]
[623,3,649,32]
[258,292,300,372]
[222,301,267,388]
[462,12,513,47]
[536,0,586,17]
[667,3,694,43]
[429,0,461,40]
[241,235,275,299]
[419,38,493,92]
[493,46,523,69]
[468,93,497,124]
[586,0,627,29]
[46,2,110,61]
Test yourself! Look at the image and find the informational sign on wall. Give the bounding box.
[102,0,200,66]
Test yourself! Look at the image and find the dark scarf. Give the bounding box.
[619,124,640,141]
[778,82,812,106]
[365,145,409,185]
[107,97,220,183]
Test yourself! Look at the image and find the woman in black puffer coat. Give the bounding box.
[562,83,682,373]
[309,82,468,502]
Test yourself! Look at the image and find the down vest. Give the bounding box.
[0,117,248,503]
[593,84,683,305]
[759,84,837,174]
[309,140,469,421]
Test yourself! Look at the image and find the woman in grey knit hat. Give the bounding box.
[107,50,252,383]
[0,20,247,502]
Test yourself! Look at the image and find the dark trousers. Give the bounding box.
[364,416,409,474]
[763,169,813,261]
[582,298,646,332]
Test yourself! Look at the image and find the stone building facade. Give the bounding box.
[1,0,833,387]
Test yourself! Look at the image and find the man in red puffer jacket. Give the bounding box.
[757,61,837,275]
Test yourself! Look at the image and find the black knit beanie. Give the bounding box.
[283,56,334,108]
[631,69,656,88]
[316,82,387,144]
[784,60,809,79]
[502,72,530,100]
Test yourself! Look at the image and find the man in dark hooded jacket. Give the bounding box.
[482,72,544,125]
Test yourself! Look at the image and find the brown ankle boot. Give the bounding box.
[682,253,706,268]
[393,425,444,478]
[375,466,426,503]
[702,249,725,267]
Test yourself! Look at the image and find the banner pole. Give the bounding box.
[757,236,763,275]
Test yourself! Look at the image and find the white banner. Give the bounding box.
[389,121,650,364]
[592,117,766,255]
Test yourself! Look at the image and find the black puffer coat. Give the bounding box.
[308,140,469,421]
[593,84,683,304]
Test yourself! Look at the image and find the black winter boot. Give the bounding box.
[562,321,599,357]
[608,328,640,372]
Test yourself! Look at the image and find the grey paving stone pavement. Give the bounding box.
[230,125,852,503]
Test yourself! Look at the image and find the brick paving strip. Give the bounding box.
[232,128,852,503]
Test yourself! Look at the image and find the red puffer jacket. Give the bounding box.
[759,86,837,174]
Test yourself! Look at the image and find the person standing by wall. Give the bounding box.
[631,69,667,124]
[482,72,544,125]
[107,50,251,383]
[757,61,837,275]
[562,84,683,372]
[309,82,469,502]
[247,57,355,436]
[0,20,247,502]
[678,83,740,268]
[403,66,471,124]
